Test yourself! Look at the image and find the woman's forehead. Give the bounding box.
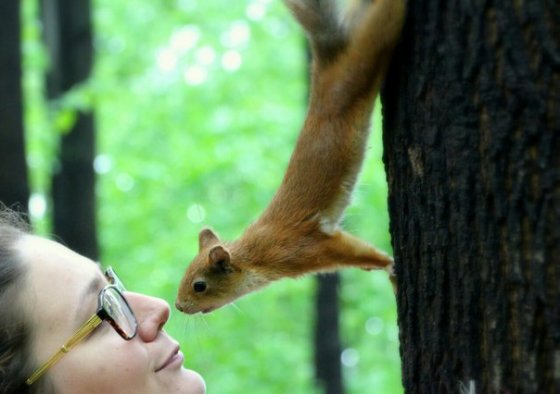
[20,236,101,283]
[17,236,102,350]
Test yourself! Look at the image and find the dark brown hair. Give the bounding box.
[0,207,49,393]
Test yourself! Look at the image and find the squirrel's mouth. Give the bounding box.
[202,306,216,314]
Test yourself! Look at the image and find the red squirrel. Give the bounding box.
[176,0,405,314]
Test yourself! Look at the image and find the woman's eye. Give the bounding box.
[193,281,207,293]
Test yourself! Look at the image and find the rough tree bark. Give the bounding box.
[382,0,559,392]
[0,0,30,214]
[41,0,98,259]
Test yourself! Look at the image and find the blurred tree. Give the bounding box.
[41,0,98,259]
[0,0,30,215]
[383,0,560,392]
[314,274,344,394]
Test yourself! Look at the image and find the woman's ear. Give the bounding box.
[198,228,220,251]
[208,245,233,273]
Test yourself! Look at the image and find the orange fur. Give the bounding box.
[176,0,405,314]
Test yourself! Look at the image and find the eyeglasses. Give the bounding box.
[25,267,138,386]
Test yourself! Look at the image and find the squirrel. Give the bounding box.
[176,0,405,314]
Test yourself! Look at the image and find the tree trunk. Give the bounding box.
[41,0,98,259]
[0,0,30,214]
[314,274,345,394]
[382,0,560,392]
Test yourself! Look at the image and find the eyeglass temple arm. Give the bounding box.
[26,314,103,385]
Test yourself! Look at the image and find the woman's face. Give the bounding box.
[17,235,206,394]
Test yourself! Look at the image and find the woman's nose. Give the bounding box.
[125,292,170,342]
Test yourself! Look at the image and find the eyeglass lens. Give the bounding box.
[102,287,137,338]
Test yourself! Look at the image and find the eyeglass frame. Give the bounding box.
[25,267,138,386]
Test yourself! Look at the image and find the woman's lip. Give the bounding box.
[156,346,183,372]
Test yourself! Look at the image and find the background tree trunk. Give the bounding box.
[314,274,344,394]
[0,0,30,215]
[382,0,560,392]
[41,0,98,259]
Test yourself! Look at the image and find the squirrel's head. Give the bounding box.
[175,228,243,314]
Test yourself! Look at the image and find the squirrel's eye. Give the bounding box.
[193,281,207,293]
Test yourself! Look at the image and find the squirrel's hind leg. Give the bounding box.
[322,230,393,269]
[319,230,397,292]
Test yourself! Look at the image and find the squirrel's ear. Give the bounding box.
[198,228,220,251]
[208,245,233,273]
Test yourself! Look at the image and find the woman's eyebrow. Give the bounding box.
[75,275,104,325]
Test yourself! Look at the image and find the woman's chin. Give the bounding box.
[179,368,206,394]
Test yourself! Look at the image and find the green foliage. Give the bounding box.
[22,0,401,392]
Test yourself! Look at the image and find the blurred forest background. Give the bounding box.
[14,0,400,392]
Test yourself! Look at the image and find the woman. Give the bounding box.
[0,209,206,394]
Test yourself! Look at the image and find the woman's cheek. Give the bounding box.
[60,337,151,393]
